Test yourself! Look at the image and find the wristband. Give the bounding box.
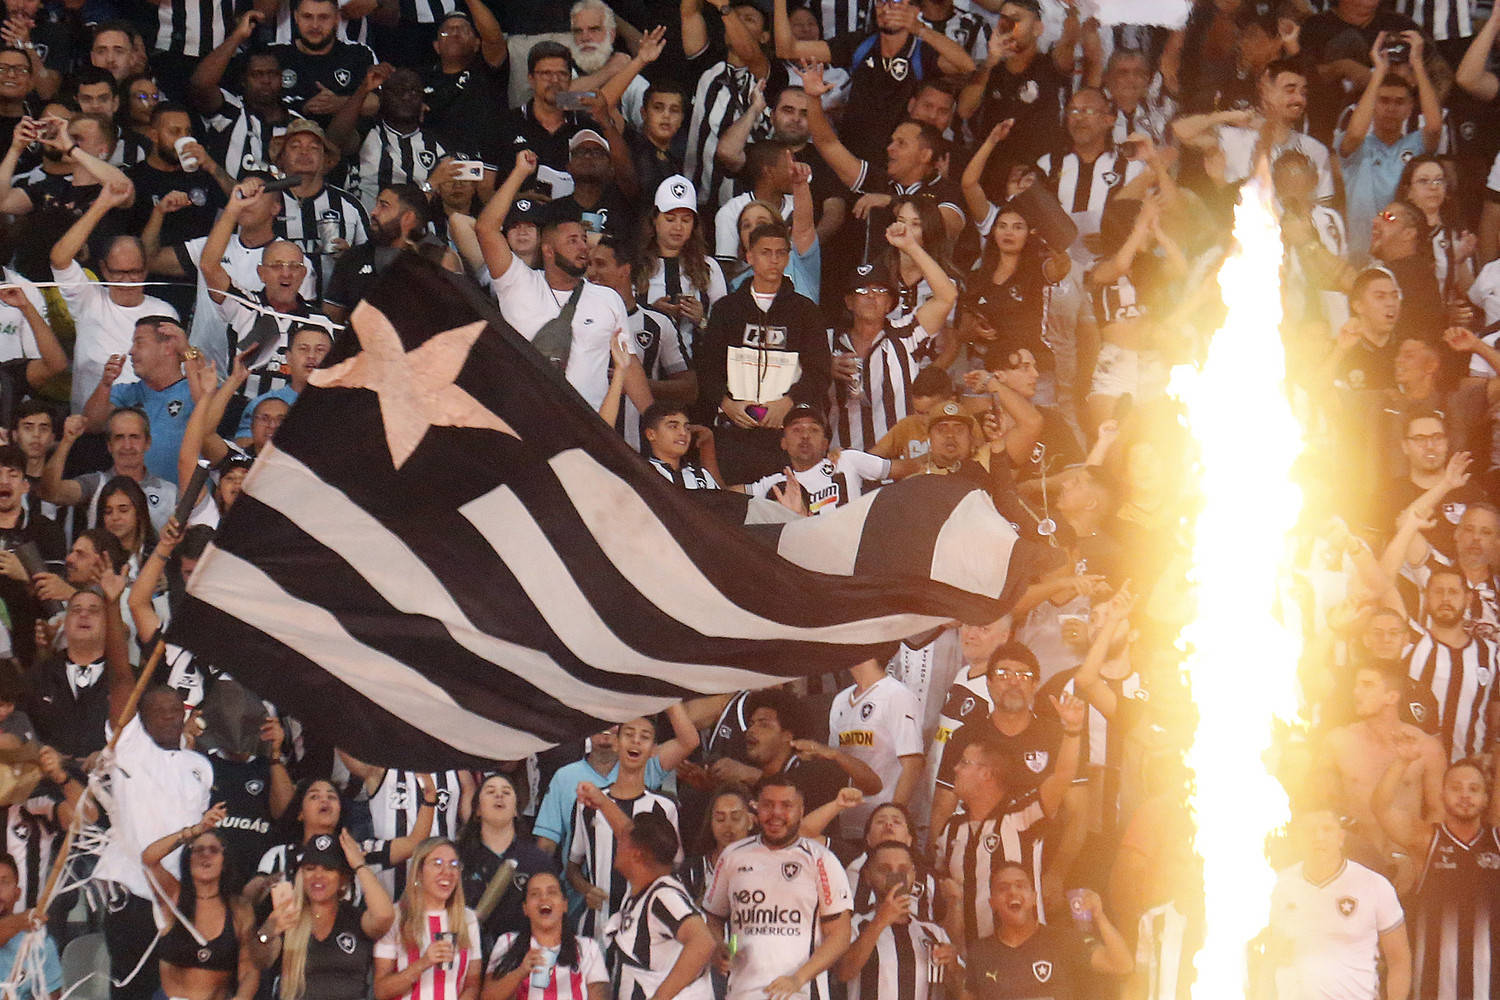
[1062,727,1083,737]
[422,797,439,806]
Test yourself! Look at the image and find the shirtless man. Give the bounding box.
[1322,662,1444,887]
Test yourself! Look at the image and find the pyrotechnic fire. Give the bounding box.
[1171,180,1304,999]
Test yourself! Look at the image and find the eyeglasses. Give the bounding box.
[0,63,30,77]
[1066,107,1107,117]
[853,285,892,296]
[1405,432,1446,445]
[262,260,306,271]
[191,843,223,856]
[989,668,1036,681]
[133,92,161,103]
[426,857,463,870]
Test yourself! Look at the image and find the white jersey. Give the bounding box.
[827,676,923,837]
[182,233,317,377]
[0,268,44,365]
[703,835,853,1000]
[605,874,713,1000]
[1269,860,1402,1000]
[748,451,891,515]
[927,669,991,796]
[374,908,482,1000]
[570,786,682,946]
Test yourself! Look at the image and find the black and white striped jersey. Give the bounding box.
[151,0,234,57]
[369,769,465,896]
[202,92,302,178]
[934,794,1048,943]
[277,184,371,296]
[3,796,62,913]
[847,914,950,1000]
[570,786,682,946]
[683,61,771,211]
[815,0,874,37]
[107,131,150,168]
[268,3,367,45]
[1393,0,1472,41]
[618,304,687,450]
[1036,147,1143,258]
[1406,630,1497,761]
[649,457,719,490]
[1412,824,1500,1000]
[920,7,989,63]
[829,315,935,453]
[397,0,458,24]
[353,122,447,210]
[604,874,712,1000]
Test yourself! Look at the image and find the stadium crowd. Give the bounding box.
[0,0,1489,996]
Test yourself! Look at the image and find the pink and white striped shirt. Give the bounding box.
[485,933,608,1000]
[374,909,482,1000]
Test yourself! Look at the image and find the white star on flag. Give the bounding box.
[308,302,518,468]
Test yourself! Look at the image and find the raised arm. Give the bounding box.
[886,222,955,334]
[202,177,264,298]
[128,516,182,644]
[655,701,702,772]
[387,773,438,864]
[51,178,132,271]
[190,10,260,113]
[1072,587,1132,717]
[792,738,882,795]
[798,65,864,189]
[1371,737,1435,857]
[38,414,85,507]
[799,787,862,839]
[713,0,769,76]
[773,0,830,62]
[476,150,538,283]
[714,78,766,174]
[1406,32,1442,152]
[142,802,228,904]
[601,24,666,117]
[1036,693,1085,816]
[789,161,815,255]
[1455,12,1499,100]
[462,0,507,67]
[0,120,38,216]
[961,120,1011,222]
[101,565,134,726]
[681,0,709,60]
[888,2,972,75]
[0,285,68,387]
[1339,35,1392,158]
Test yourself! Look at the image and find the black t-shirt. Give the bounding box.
[971,252,1053,370]
[1334,334,1396,392]
[1383,254,1445,345]
[279,900,372,1000]
[458,835,558,954]
[323,242,405,310]
[782,754,848,812]
[1376,477,1489,559]
[268,41,377,126]
[965,925,1089,1000]
[554,184,636,241]
[126,161,228,248]
[626,129,684,209]
[939,713,1063,800]
[826,31,943,161]
[0,509,64,666]
[210,755,277,876]
[494,103,603,173]
[423,55,510,164]
[974,53,1068,179]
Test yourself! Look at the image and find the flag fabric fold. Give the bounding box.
[171,257,1034,767]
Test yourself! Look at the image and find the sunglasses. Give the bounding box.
[853,285,892,296]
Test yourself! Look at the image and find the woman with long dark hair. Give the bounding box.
[481,871,606,1000]
[96,475,156,573]
[253,831,395,1000]
[678,785,754,904]
[635,175,727,361]
[877,195,960,334]
[1397,154,1476,300]
[142,802,259,1000]
[255,776,436,880]
[456,774,555,952]
[373,837,481,1000]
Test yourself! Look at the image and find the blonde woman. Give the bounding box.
[373,837,481,1000]
[254,831,395,1000]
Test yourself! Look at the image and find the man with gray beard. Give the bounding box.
[568,0,649,123]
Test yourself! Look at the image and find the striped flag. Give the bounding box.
[170,257,1034,768]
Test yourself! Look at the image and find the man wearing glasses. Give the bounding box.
[1037,88,1144,266]
[495,41,604,174]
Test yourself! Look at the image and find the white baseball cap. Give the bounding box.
[654,174,698,214]
[568,128,610,154]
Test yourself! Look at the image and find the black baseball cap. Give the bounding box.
[299,833,350,873]
[784,403,829,432]
[504,196,546,231]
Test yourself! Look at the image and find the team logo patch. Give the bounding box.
[781,861,802,881]
[1478,853,1500,869]
[959,696,976,717]
[635,328,652,349]
[282,69,298,89]
[197,947,212,963]
[516,199,532,211]
[1442,501,1464,524]
[671,181,687,200]
[314,834,333,851]
[860,702,875,720]
[334,68,352,88]
[887,57,909,81]
[716,724,731,740]
[1481,667,1493,685]
[11,823,26,842]
[189,188,208,207]
[1102,171,1118,184]
[1461,121,1477,141]
[167,400,183,417]
[982,833,1000,853]
[1401,150,1414,163]
[32,44,46,61]
[1032,960,1052,982]
[418,150,436,169]
[1023,750,1049,774]
[245,779,264,795]
[336,932,356,954]
[1018,80,1038,104]
[1336,896,1356,917]
[1408,701,1426,722]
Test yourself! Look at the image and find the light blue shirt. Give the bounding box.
[532,755,668,847]
[109,378,194,486]
[0,930,61,1000]
[1338,127,1426,262]
[729,241,822,303]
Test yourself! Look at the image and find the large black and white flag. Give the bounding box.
[171,257,1035,768]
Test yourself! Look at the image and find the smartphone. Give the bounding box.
[451,159,484,182]
[270,879,294,912]
[1066,889,1095,935]
[555,90,595,111]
